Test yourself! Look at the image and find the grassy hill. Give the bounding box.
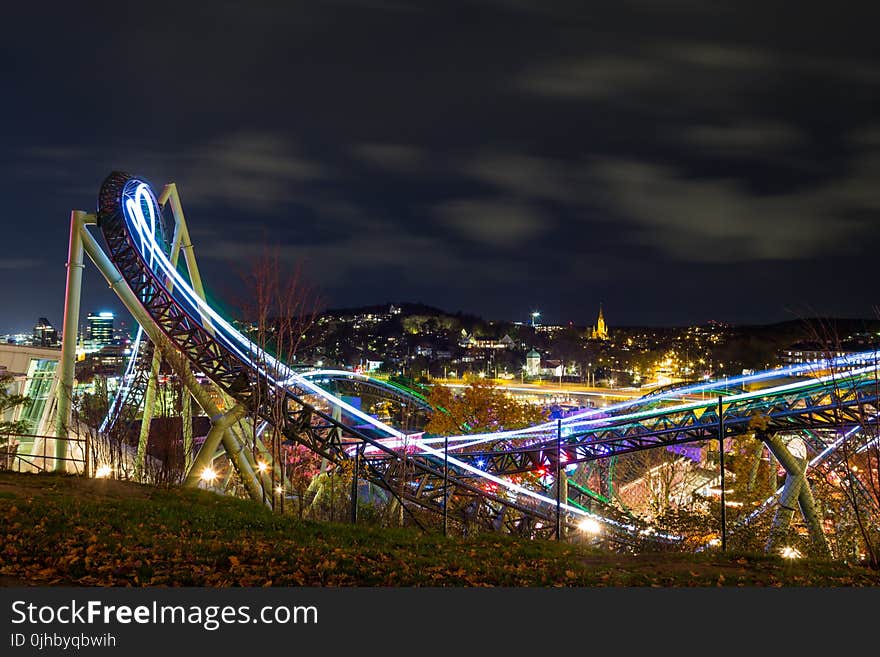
[1,472,878,587]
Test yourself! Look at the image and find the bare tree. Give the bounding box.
[801,316,880,567]
[236,246,322,512]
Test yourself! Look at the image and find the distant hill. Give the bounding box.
[324,303,880,336]
[321,302,486,327]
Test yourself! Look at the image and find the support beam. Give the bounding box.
[54,211,91,471]
[765,459,803,553]
[222,411,279,494]
[79,225,264,502]
[157,185,198,473]
[762,433,831,558]
[134,347,162,480]
[795,472,829,557]
[182,383,193,471]
[158,183,214,334]
[184,403,246,487]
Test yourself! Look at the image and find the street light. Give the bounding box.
[578,517,601,534]
[200,467,217,487]
[256,461,269,505]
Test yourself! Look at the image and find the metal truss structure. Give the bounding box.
[456,368,880,475]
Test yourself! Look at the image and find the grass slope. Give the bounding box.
[1,472,878,587]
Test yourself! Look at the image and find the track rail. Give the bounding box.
[96,171,880,543]
[98,172,608,539]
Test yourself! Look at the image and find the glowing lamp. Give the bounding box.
[780,546,802,559]
[578,518,601,534]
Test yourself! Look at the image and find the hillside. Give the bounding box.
[1,472,878,586]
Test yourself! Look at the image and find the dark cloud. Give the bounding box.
[352,143,426,173]
[588,156,877,262]
[682,121,806,154]
[0,1,878,331]
[435,198,548,247]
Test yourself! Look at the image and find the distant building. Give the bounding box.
[590,305,609,341]
[459,332,516,350]
[32,318,58,348]
[525,350,541,377]
[86,312,114,351]
[778,341,867,365]
[0,343,60,436]
[90,344,128,375]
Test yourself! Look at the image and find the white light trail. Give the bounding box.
[118,178,880,541]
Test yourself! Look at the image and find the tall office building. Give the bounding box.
[87,312,115,351]
[33,317,59,348]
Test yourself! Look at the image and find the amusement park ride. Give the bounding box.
[17,172,880,553]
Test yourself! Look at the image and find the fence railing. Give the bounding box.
[0,432,88,474]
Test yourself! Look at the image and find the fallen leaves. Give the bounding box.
[2,472,879,587]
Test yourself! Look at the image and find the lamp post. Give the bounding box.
[443,435,449,537]
[556,419,562,541]
[718,396,727,551]
[351,442,360,525]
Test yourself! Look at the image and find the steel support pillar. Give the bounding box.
[158,183,214,334]
[134,347,162,480]
[79,225,264,502]
[762,433,831,557]
[184,403,246,487]
[182,383,193,471]
[227,420,276,494]
[54,210,90,471]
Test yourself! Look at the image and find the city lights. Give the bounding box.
[76,171,880,557]
[2,3,879,598]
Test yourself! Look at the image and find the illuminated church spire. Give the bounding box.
[591,304,609,341]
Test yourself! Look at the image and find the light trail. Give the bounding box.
[113,177,880,541]
[120,181,656,533]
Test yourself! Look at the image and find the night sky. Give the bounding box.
[1,1,878,334]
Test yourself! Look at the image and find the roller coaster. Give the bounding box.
[30,172,880,551]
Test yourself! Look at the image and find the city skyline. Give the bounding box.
[1,2,879,331]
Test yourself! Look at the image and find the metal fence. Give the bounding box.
[0,432,88,474]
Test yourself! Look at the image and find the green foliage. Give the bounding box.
[425,377,548,436]
[0,372,31,438]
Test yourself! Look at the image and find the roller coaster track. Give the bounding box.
[451,365,880,475]
[95,171,880,544]
[100,328,153,437]
[97,172,611,539]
